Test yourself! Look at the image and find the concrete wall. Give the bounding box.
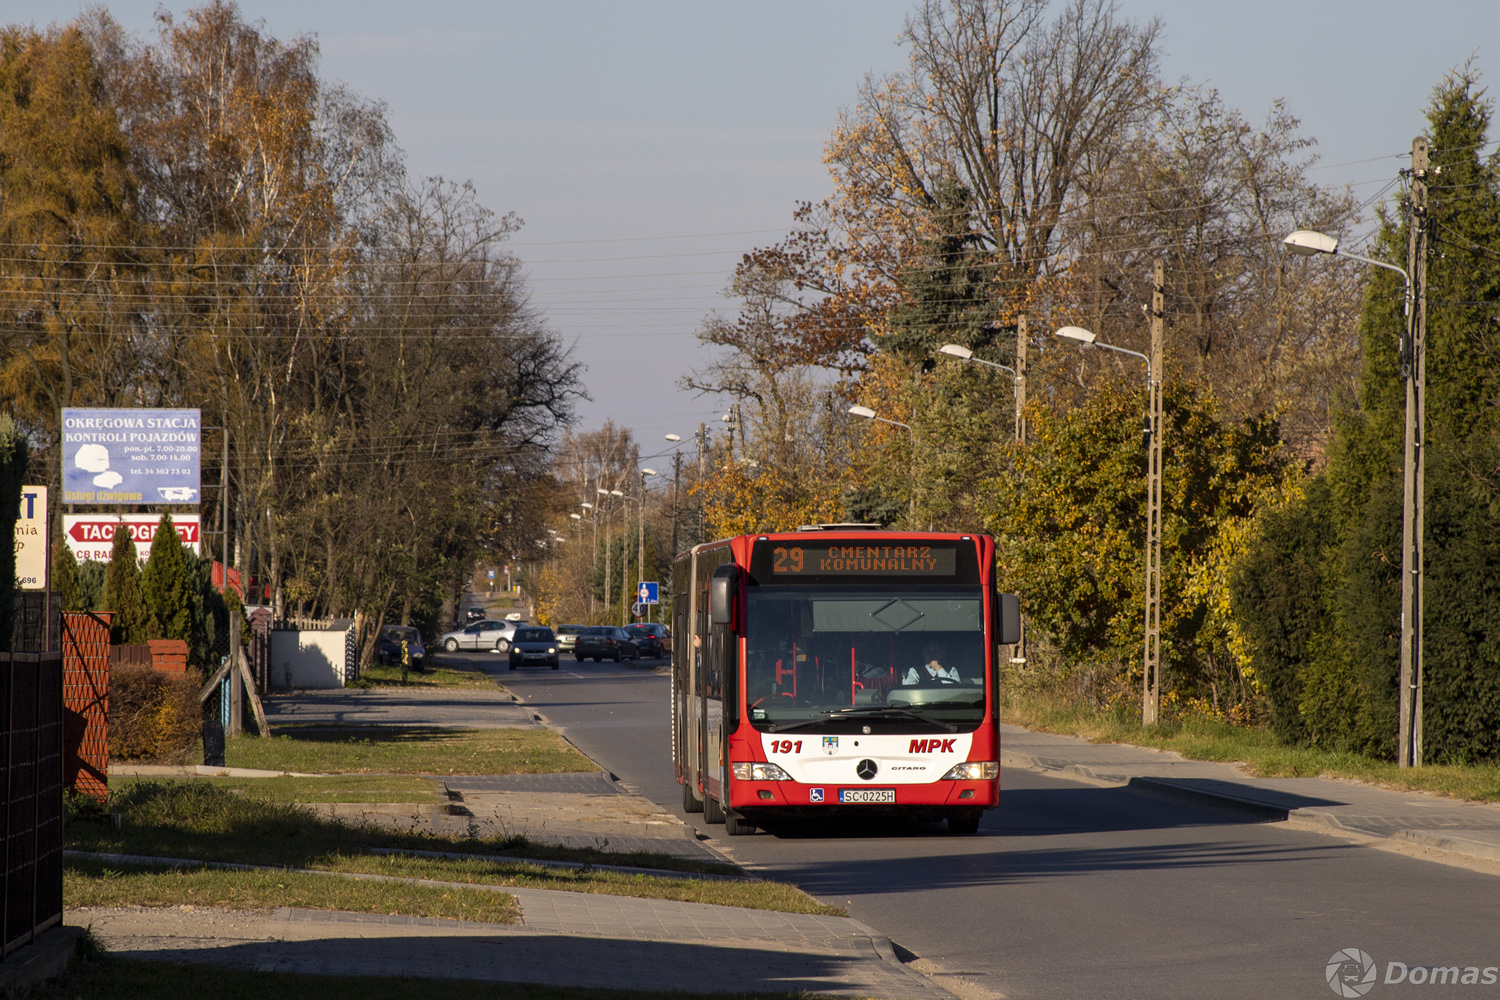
[269,628,351,689]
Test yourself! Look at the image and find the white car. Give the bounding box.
[438,619,523,652]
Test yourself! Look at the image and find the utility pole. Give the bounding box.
[221,428,230,595]
[670,450,682,560]
[1400,136,1430,769]
[696,422,708,542]
[1143,259,1165,726]
[1014,316,1027,444]
[601,493,612,622]
[1012,316,1028,669]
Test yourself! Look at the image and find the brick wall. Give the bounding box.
[147,639,189,673]
[61,613,112,803]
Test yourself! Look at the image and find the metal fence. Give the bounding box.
[10,594,60,655]
[0,650,64,956]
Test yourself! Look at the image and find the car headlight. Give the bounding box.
[731,762,792,781]
[940,761,999,781]
[547,647,556,654]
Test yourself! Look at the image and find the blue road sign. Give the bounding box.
[636,581,659,605]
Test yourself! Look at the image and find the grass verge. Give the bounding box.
[65,858,519,922]
[226,727,597,776]
[67,781,835,915]
[1002,692,1500,802]
[35,940,839,1000]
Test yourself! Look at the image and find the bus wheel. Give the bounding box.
[948,811,981,835]
[703,792,725,824]
[682,781,702,814]
[725,812,755,836]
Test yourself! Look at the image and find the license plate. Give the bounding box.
[838,788,896,804]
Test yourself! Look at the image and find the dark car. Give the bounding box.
[377,626,425,669]
[573,626,639,662]
[508,626,559,670]
[626,623,669,659]
[464,606,487,623]
[553,624,586,654]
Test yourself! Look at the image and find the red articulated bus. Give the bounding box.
[672,524,1020,835]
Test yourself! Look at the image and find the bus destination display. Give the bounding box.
[770,544,956,577]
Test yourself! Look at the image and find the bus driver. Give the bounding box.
[903,640,958,686]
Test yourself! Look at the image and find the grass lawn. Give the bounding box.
[36,942,839,1000]
[225,727,597,776]
[65,858,519,923]
[110,773,447,804]
[1003,692,1500,802]
[351,659,497,688]
[66,781,835,915]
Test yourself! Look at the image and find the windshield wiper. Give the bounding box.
[769,706,957,734]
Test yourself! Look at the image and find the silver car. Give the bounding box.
[553,624,586,654]
[438,619,523,652]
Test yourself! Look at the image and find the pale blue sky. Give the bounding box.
[10,1,1498,458]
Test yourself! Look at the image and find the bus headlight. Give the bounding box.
[941,761,999,781]
[732,762,792,781]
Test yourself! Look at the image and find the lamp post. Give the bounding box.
[939,340,1030,665]
[848,405,916,520]
[1054,308,1165,727]
[611,488,637,627]
[1285,208,1426,767]
[596,488,613,619]
[938,343,1025,445]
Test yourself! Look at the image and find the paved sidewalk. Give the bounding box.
[261,686,539,729]
[73,895,957,999]
[1000,723,1500,865]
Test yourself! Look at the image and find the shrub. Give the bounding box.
[108,666,200,762]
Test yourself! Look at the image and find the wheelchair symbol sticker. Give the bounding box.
[809,787,825,803]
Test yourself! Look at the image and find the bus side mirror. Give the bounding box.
[709,565,739,627]
[997,594,1020,645]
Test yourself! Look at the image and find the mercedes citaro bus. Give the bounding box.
[672,525,1020,835]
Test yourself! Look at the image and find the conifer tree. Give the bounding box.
[1233,69,1500,761]
[52,543,81,612]
[102,524,146,644]
[876,180,1004,363]
[141,513,194,643]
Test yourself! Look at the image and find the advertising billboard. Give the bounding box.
[63,514,201,564]
[61,408,201,504]
[15,486,47,590]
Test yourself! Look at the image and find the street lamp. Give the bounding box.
[1054,323,1164,726]
[848,406,916,519]
[1285,227,1424,767]
[664,435,684,588]
[847,405,912,433]
[612,488,638,627]
[597,488,614,617]
[939,343,1026,443]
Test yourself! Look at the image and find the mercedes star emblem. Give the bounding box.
[856,758,878,780]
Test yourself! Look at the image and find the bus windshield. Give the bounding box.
[745,586,987,731]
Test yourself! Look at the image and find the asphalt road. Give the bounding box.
[483,654,1500,999]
